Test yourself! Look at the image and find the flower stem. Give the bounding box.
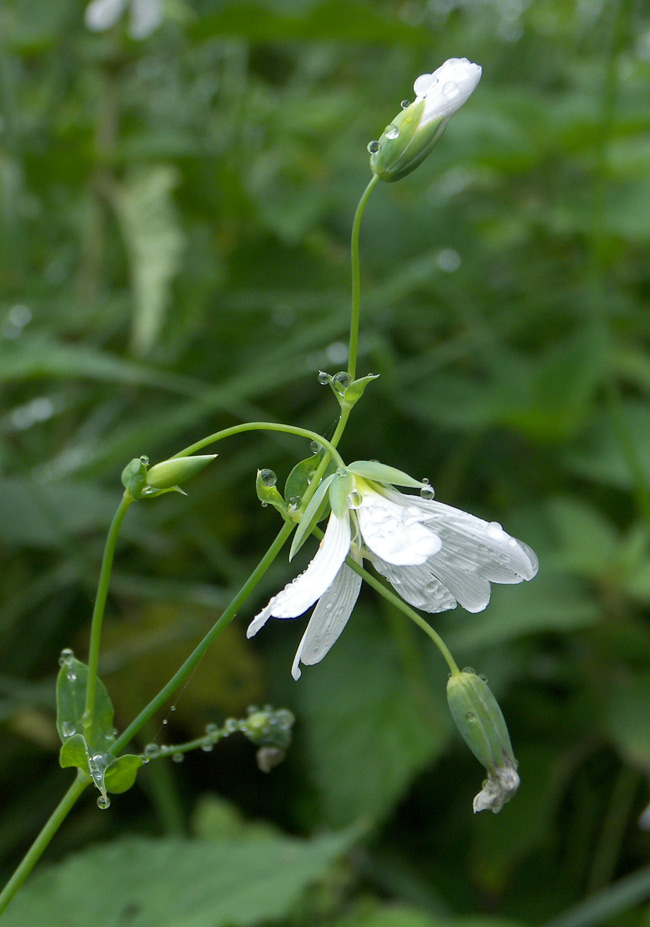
[171,421,345,469]
[348,174,380,381]
[111,520,294,754]
[0,770,90,916]
[84,492,133,728]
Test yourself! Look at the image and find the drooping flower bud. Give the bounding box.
[447,668,519,813]
[369,58,482,183]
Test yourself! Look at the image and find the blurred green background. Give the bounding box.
[2,0,650,924]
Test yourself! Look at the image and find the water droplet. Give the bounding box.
[442,81,460,100]
[318,370,330,385]
[205,722,219,736]
[486,521,505,540]
[413,73,438,97]
[479,674,488,683]
[58,648,74,667]
[275,709,294,730]
[140,755,150,764]
[385,124,400,140]
[310,441,321,456]
[139,455,149,466]
[172,752,184,763]
[97,795,111,810]
[259,468,277,488]
[400,99,410,109]
[144,743,160,759]
[462,667,476,675]
[66,671,77,682]
[420,482,435,500]
[224,718,239,733]
[61,721,76,738]
[333,371,351,387]
[367,139,380,154]
[201,739,214,752]
[465,711,476,721]
[347,491,363,509]
[162,718,168,725]
[170,705,176,712]
[261,501,268,508]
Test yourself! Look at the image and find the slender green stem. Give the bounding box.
[112,520,294,754]
[84,492,133,727]
[171,422,345,468]
[0,770,90,916]
[348,174,380,381]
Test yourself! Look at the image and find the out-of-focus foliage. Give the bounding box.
[2,0,650,924]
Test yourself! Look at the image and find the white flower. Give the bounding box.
[369,58,482,182]
[473,759,520,814]
[84,0,163,39]
[247,462,538,679]
[412,58,483,125]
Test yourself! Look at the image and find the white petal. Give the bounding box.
[246,512,350,637]
[291,564,362,680]
[357,488,441,566]
[371,489,538,613]
[85,0,126,31]
[370,557,457,613]
[413,58,482,126]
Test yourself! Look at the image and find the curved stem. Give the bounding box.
[348,174,380,381]
[84,492,133,727]
[0,770,90,916]
[171,422,345,469]
[111,520,294,754]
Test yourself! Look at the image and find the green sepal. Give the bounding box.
[348,460,425,489]
[104,754,144,794]
[370,103,447,183]
[56,658,116,755]
[342,373,380,406]
[289,473,335,561]
[329,470,353,519]
[446,670,515,773]
[256,470,288,516]
[284,454,336,507]
[146,454,216,489]
[121,457,149,498]
[59,733,89,770]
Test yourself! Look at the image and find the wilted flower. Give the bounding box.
[247,462,538,679]
[84,0,163,39]
[369,57,482,182]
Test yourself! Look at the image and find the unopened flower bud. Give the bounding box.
[447,669,519,813]
[369,58,482,183]
[145,454,216,490]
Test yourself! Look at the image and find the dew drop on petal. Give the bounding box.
[486,521,505,539]
[348,491,363,509]
[385,124,400,140]
[413,73,438,97]
[367,140,381,154]
[420,483,435,500]
[259,469,277,488]
[442,81,460,100]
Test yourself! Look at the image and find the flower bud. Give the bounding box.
[145,454,216,490]
[369,58,482,183]
[447,669,519,813]
[121,456,149,498]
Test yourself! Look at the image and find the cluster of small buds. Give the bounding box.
[140,705,295,774]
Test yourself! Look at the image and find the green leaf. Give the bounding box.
[56,658,116,757]
[104,755,144,795]
[59,734,88,770]
[284,454,336,506]
[348,460,424,489]
[0,831,358,927]
[111,166,185,358]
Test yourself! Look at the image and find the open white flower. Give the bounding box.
[84,0,163,39]
[247,461,538,679]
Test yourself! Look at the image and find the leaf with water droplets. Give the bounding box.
[347,460,424,488]
[59,734,88,770]
[56,657,117,764]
